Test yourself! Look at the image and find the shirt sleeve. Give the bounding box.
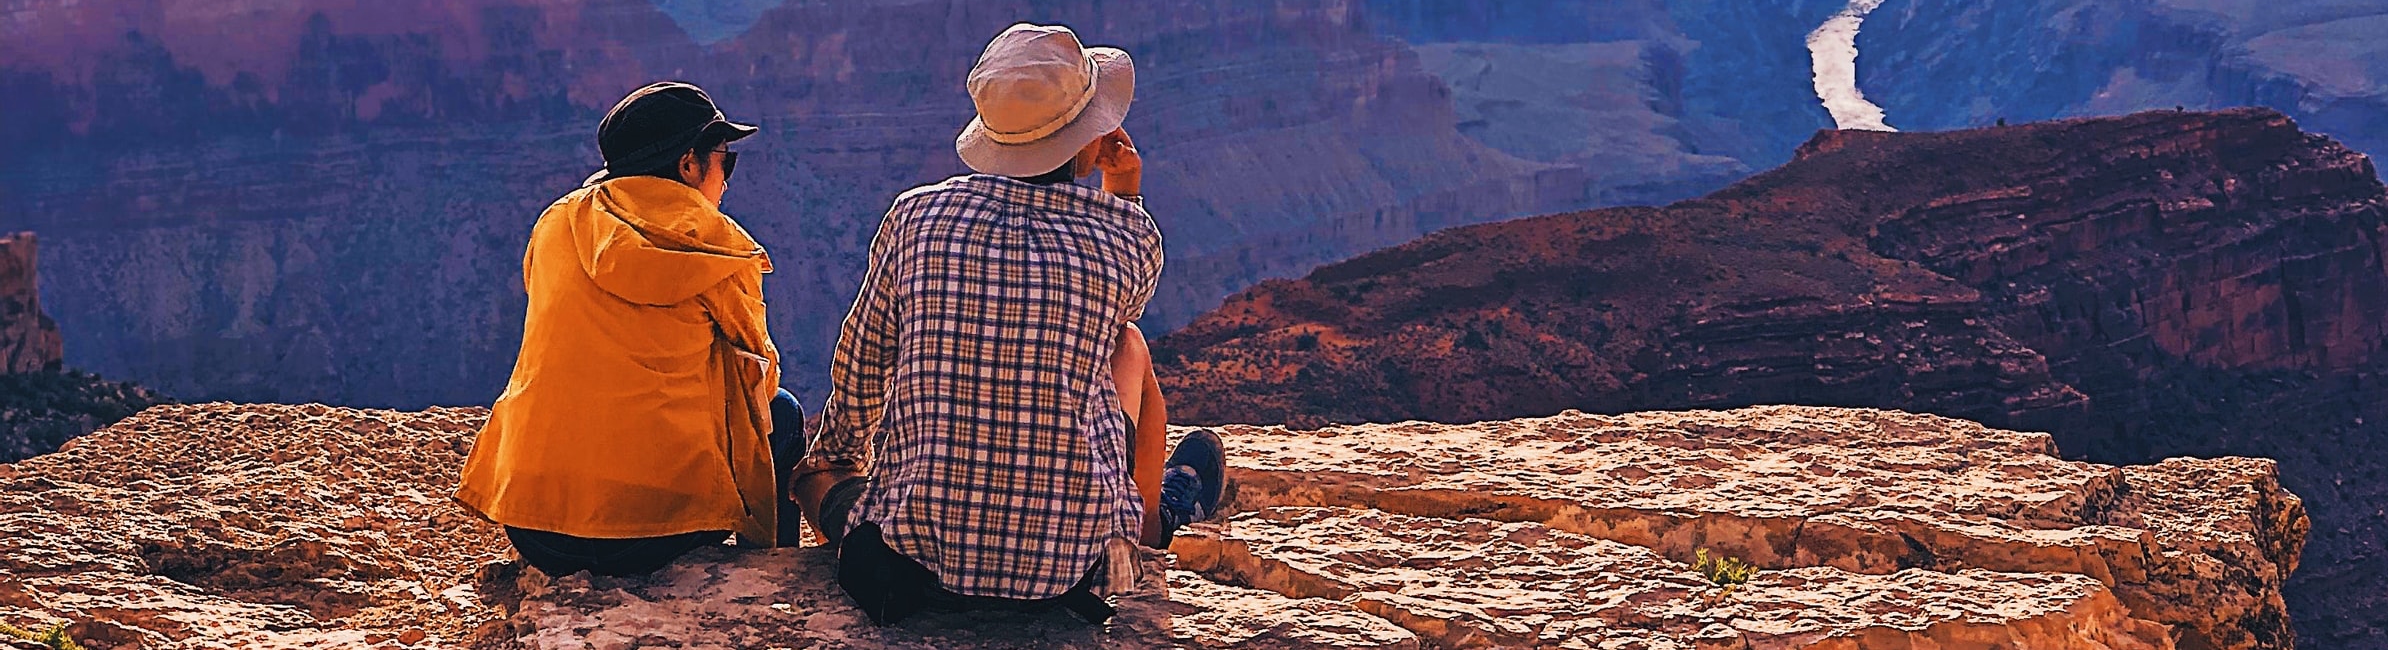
[808,204,905,469]
[1124,207,1164,322]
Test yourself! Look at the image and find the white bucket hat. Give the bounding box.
[956,23,1136,177]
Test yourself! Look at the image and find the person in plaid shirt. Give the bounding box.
[788,23,1227,626]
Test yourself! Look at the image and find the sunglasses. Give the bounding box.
[706,149,740,179]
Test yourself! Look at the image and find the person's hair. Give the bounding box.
[629,131,730,185]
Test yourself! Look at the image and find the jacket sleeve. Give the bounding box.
[696,260,780,399]
[808,206,904,469]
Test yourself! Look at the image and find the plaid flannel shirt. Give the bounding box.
[808,174,1163,599]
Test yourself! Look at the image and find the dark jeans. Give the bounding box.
[504,527,730,577]
[817,477,1113,626]
[505,388,808,577]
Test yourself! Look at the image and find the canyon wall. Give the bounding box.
[1368,0,2388,184]
[0,231,167,463]
[1155,108,2387,647]
[1858,0,2388,167]
[11,0,2388,413]
[0,233,62,375]
[0,0,1599,407]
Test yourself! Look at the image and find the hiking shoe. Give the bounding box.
[1157,429,1225,548]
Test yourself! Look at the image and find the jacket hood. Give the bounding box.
[569,176,772,306]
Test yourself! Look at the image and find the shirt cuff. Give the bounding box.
[794,453,865,475]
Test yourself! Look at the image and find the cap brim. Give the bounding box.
[712,120,761,143]
[584,120,759,187]
[957,47,1134,177]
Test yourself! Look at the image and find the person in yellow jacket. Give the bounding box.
[456,82,803,576]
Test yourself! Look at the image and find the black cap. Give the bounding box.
[584,81,759,186]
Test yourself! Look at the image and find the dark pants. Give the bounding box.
[816,477,1113,626]
[505,389,809,577]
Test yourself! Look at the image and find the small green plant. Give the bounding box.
[0,618,87,650]
[1692,548,1760,602]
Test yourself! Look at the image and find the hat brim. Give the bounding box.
[585,119,761,186]
[956,47,1134,178]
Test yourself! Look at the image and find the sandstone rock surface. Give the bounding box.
[0,404,505,649]
[1192,406,2306,650]
[502,547,1420,650]
[0,403,2306,649]
[1177,507,2171,649]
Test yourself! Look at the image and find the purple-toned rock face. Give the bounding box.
[1156,107,2388,649]
[0,232,62,375]
[0,0,1609,409]
[1160,107,2386,431]
[8,0,2385,410]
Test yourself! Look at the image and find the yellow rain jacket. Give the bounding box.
[456,176,783,545]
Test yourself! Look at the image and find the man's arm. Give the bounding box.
[793,205,904,526]
[1115,325,1172,546]
[1096,127,1171,543]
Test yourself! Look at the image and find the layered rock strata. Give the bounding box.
[0,403,2303,649]
[1157,108,2383,430]
[1153,108,2384,643]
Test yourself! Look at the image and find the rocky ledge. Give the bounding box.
[1179,407,2306,650]
[0,403,2304,649]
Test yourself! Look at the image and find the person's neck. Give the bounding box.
[1014,165,1077,186]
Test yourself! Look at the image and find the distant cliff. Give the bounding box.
[11,0,2388,415]
[0,233,169,462]
[0,233,61,375]
[1364,0,2388,184]
[1155,107,2387,648]
[1158,107,2381,430]
[0,0,1604,408]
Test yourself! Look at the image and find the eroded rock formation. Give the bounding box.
[0,402,2304,649]
[1156,108,2383,428]
[1154,108,2387,643]
[0,232,170,462]
[0,233,60,375]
